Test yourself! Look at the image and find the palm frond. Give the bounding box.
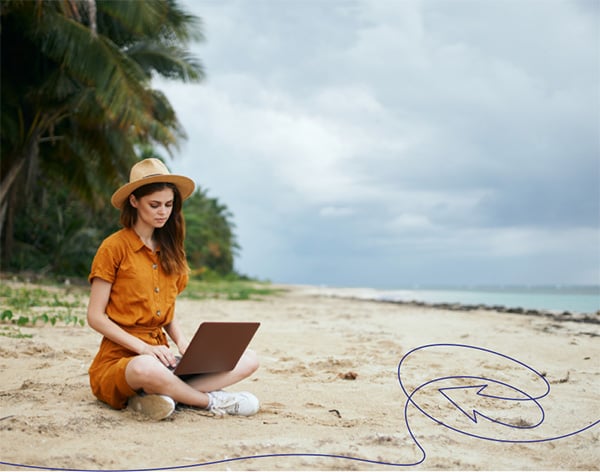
[126,42,204,82]
[98,0,170,40]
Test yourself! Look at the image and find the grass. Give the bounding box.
[0,276,285,338]
[182,278,286,301]
[0,325,33,339]
[0,283,87,337]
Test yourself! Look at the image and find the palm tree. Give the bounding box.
[0,0,204,263]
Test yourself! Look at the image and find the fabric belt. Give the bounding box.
[121,325,167,345]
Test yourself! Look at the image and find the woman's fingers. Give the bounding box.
[153,346,176,368]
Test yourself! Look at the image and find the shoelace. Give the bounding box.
[207,392,238,416]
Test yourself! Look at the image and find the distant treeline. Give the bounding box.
[1,1,241,279]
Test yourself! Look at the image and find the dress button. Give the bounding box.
[154,287,160,293]
[152,264,158,270]
[156,310,161,316]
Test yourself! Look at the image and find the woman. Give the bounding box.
[87,158,259,420]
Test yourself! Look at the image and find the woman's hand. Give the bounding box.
[88,279,179,369]
[140,343,178,368]
[164,318,189,357]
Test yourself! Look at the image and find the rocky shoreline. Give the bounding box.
[296,286,600,326]
[377,298,600,325]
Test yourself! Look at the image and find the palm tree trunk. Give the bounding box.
[0,159,24,206]
[0,128,42,259]
[87,0,97,36]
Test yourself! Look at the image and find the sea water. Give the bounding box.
[373,285,600,314]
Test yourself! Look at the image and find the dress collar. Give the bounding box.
[123,227,146,252]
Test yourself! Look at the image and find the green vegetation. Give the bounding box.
[5,180,241,279]
[0,275,284,339]
[0,1,267,330]
[183,278,286,301]
[0,284,87,338]
[1,309,84,328]
[185,189,239,277]
[1,1,243,281]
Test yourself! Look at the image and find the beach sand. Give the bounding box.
[1,282,598,471]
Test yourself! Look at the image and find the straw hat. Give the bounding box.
[111,158,195,209]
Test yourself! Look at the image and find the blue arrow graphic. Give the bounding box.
[438,383,543,428]
[398,344,598,444]
[1,343,598,470]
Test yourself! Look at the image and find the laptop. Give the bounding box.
[172,321,260,377]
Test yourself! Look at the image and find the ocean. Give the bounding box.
[365,285,600,314]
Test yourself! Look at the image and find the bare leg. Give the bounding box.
[125,355,210,408]
[185,349,259,393]
[124,349,259,408]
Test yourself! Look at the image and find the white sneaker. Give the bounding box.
[128,394,176,420]
[207,390,260,417]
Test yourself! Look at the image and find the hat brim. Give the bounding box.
[111,175,196,209]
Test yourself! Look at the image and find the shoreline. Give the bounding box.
[2,271,599,317]
[287,284,600,322]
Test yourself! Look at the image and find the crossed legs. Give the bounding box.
[125,349,259,409]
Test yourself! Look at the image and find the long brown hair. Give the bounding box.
[120,182,189,275]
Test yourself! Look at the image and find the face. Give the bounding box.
[129,187,175,229]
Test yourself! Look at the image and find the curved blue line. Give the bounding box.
[433,375,545,429]
[397,343,551,403]
[409,375,546,436]
[1,343,597,471]
[0,450,423,471]
[397,344,599,444]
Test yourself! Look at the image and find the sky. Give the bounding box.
[156,0,599,288]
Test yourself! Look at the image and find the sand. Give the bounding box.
[0,282,599,471]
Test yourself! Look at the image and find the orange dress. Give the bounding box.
[88,228,188,409]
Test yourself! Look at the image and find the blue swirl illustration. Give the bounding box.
[2,343,598,470]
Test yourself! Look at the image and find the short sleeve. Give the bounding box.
[88,240,121,285]
[176,271,189,294]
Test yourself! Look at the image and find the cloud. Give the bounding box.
[319,206,356,218]
[159,0,599,286]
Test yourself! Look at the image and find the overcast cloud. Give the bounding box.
[157,0,599,288]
